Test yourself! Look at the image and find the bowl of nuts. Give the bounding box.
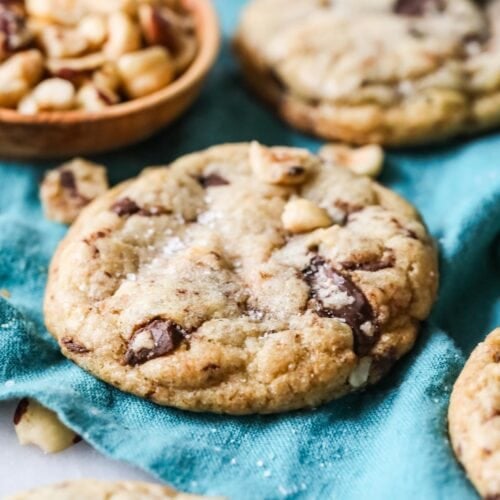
[0,0,219,159]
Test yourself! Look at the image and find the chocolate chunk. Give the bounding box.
[303,256,379,356]
[73,434,83,444]
[394,0,444,16]
[371,346,399,378]
[287,166,305,177]
[111,197,141,217]
[59,170,77,192]
[197,173,230,188]
[124,318,187,366]
[202,363,220,371]
[341,252,395,272]
[493,352,500,363]
[13,398,29,425]
[61,337,90,354]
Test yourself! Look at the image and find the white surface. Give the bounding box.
[0,400,159,497]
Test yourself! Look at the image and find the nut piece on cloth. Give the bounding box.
[44,143,439,415]
[13,398,80,454]
[448,328,500,499]
[319,144,384,179]
[40,158,109,224]
[6,478,224,499]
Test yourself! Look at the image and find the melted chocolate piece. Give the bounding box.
[197,173,230,188]
[341,252,395,272]
[60,170,77,192]
[394,0,444,16]
[13,398,29,425]
[124,318,187,366]
[111,197,141,217]
[287,166,305,177]
[61,337,90,354]
[111,197,170,217]
[303,256,379,356]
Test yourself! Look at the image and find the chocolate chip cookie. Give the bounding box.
[234,0,500,146]
[44,143,438,414]
[449,328,500,499]
[7,479,219,499]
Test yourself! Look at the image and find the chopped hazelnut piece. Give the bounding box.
[319,144,384,179]
[13,398,80,454]
[250,141,318,185]
[118,46,174,99]
[282,198,332,233]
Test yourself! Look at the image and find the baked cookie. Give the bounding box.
[7,479,218,499]
[44,143,438,414]
[448,328,500,499]
[234,0,500,146]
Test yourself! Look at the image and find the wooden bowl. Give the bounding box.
[0,0,219,159]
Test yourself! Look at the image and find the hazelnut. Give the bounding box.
[348,357,372,387]
[78,14,107,50]
[117,46,174,99]
[319,144,384,179]
[250,141,318,185]
[38,25,89,59]
[20,78,76,113]
[13,398,80,454]
[0,49,43,108]
[104,11,141,59]
[25,0,86,25]
[76,82,119,111]
[282,198,332,234]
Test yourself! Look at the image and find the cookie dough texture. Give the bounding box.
[449,328,500,499]
[45,143,438,414]
[7,479,218,500]
[234,0,500,146]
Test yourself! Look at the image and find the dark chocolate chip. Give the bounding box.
[124,318,187,366]
[287,166,305,177]
[493,352,500,363]
[391,217,420,240]
[13,398,29,425]
[111,197,141,217]
[303,256,379,356]
[202,363,220,371]
[59,170,77,192]
[72,434,82,444]
[197,173,230,188]
[393,0,444,16]
[371,346,399,378]
[61,337,90,354]
[341,252,395,272]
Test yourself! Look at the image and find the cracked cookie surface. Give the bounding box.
[234,0,500,146]
[7,479,218,499]
[45,143,438,414]
[449,328,500,499]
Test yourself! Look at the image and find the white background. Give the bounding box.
[0,400,159,497]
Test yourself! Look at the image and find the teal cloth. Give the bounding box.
[1,2,499,498]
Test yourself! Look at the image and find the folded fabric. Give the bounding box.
[0,2,499,498]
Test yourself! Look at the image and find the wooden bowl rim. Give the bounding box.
[0,0,219,125]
